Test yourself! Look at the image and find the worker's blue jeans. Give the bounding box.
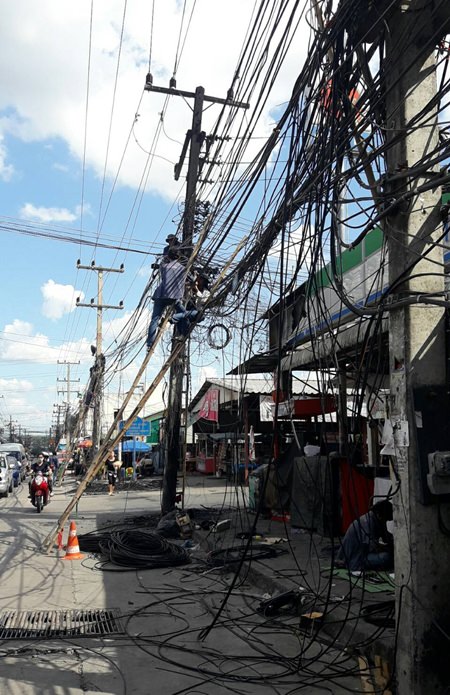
[172,307,199,336]
[147,298,177,348]
[147,299,198,348]
[364,551,391,570]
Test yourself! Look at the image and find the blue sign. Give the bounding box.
[119,416,151,436]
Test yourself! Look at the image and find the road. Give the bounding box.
[0,474,361,694]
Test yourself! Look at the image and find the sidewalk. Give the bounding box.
[0,475,389,694]
[44,472,398,671]
[194,506,395,676]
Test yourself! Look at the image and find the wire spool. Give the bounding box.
[207,323,231,349]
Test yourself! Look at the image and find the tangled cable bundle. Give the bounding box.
[98,529,191,569]
[78,532,110,553]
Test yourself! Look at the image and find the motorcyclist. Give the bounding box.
[29,454,53,500]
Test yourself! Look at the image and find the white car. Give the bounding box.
[0,453,14,497]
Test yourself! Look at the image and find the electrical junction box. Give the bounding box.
[176,513,192,538]
[427,452,450,495]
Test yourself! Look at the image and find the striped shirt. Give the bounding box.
[152,260,186,300]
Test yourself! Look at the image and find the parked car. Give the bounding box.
[0,449,27,484]
[0,454,14,497]
[0,444,27,483]
[7,455,24,487]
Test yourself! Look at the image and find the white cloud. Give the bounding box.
[52,162,69,173]
[0,319,52,363]
[0,134,14,181]
[75,203,92,217]
[41,279,83,320]
[0,377,33,393]
[0,1,309,201]
[0,378,35,416]
[103,308,150,348]
[20,203,77,223]
[0,318,92,364]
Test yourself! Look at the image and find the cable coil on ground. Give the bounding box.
[80,528,190,569]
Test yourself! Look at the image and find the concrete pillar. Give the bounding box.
[385,2,450,692]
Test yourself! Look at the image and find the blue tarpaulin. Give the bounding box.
[116,440,151,453]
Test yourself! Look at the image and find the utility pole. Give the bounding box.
[385,3,450,693]
[8,416,15,442]
[76,261,124,456]
[57,360,80,451]
[145,77,249,513]
[52,403,66,448]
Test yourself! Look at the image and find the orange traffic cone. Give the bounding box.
[62,520,84,560]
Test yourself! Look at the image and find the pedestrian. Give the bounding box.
[146,248,188,350]
[50,451,59,485]
[106,451,118,495]
[336,499,394,571]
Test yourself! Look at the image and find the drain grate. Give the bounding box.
[0,608,124,639]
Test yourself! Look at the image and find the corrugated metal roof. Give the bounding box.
[189,376,273,411]
[189,375,322,412]
[228,352,279,374]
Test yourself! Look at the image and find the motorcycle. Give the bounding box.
[30,474,49,513]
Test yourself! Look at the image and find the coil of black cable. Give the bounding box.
[98,529,190,569]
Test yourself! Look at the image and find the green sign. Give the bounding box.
[146,419,160,445]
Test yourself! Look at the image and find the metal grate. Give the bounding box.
[0,608,124,639]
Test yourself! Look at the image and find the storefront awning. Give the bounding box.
[228,352,279,375]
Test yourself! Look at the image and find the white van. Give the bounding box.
[0,443,27,481]
[0,443,26,460]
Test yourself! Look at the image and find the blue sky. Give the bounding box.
[0,0,305,438]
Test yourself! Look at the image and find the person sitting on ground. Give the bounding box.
[138,455,154,477]
[336,499,393,571]
[146,248,189,350]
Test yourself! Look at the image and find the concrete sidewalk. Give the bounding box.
[0,474,375,694]
[194,505,395,681]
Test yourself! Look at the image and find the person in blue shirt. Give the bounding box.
[336,499,393,571]
[146,248,188,349]
[50,452,59,484]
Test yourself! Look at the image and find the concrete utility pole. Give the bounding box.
[8,416,16,442]
[76,261,124,455]
[385,2,450,692]
[57,360,80,450]
[145,77,249,513]
[52,403,65,445]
